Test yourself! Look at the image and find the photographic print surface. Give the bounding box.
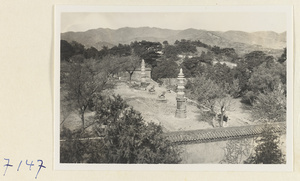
[55,6,293,171]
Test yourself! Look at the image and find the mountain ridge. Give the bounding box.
[61,27,286,55]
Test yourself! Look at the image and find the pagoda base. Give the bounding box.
[175,109,187,118]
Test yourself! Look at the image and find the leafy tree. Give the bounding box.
[84,46,99,59]
[180,55,210,78]
[228,78,241,98]
[69,54,85,63]
[243,60,286,106]
[162,40,169,47]
[233,51,272,94]
[241,91,256,105]
[181,57,201,78]
[61,40,74,62]
[109,44,132,57]
[248,62,284,94]
[163,45,179,59]
[252,88,286,122]
[70,41,85,55]
[185,75,225,111]
[244,124,285,164]
[191,40,210,49]
[152,59,179,81]
[211,46,221,54]
[208,62,233,88]
[99,55,125,78]
[211,47,238,62]
[221,48,238,60]
[232,62,251,93]
[60,127,88,163]
[131,40,162,68]
[243,51,270,72]
[176,39,197,54]
[185,73,234,127]
[98,46,109,58]
[91,95,181,163]
[121,55,141,82]
[278,47,287,64]
[60,95,182,164]
[199,51,214,64]
[63,57,121,130]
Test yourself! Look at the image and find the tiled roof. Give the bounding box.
[163,122,286,145]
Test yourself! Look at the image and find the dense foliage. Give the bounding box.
[60,38,287,164]
[61,38,287,123]
[152,59,179,81]
[244,124,285,164]
[62,56,121,130]
[60,95,182,164]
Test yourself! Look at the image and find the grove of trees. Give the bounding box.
[60,95,182,163]
[60,37,287,164]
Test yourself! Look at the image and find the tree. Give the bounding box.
[244,124,285,164]
[163,45,179,59]
[232,62,251,93]
[61,40,74,62]
[70,41,85,55]
[99,55,125,78]
[60,95,182,164]
[208,62,233,88]
[233,51,272,94]
[98,46,109,58]
[121,55,141,82]
[60,126,88,163]
[131,40,162,68]
[109,44,132,56]
[162,40,169,47]
[185,74,234,127]
[248,62,284,94]
[181,57,200,78]
[63,56,121,130]
[91,95,182,163]
[199,51,214,64]
[84,46,99,59]
[175,39,197,53]
[242,51,273,72]
[278,47,287,64]
[70,54,85,63]
[243,60,286,107]
[228,78,241,98]
[186,75,225,111]
[152,59,179,81]
[252,88,286,122]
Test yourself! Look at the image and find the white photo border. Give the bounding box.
[54,5,293,171]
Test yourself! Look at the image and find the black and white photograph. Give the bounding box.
[55,6,293,170]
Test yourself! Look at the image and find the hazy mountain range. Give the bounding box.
[61,27,286,56]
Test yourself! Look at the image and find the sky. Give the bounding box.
[61,12,287,33]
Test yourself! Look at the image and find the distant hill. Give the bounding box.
[61,27,286,56]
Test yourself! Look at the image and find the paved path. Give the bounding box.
[163,122,286,145]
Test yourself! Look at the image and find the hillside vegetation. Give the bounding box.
[60,35,287,164]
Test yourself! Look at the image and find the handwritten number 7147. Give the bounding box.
[2,159,45,179]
